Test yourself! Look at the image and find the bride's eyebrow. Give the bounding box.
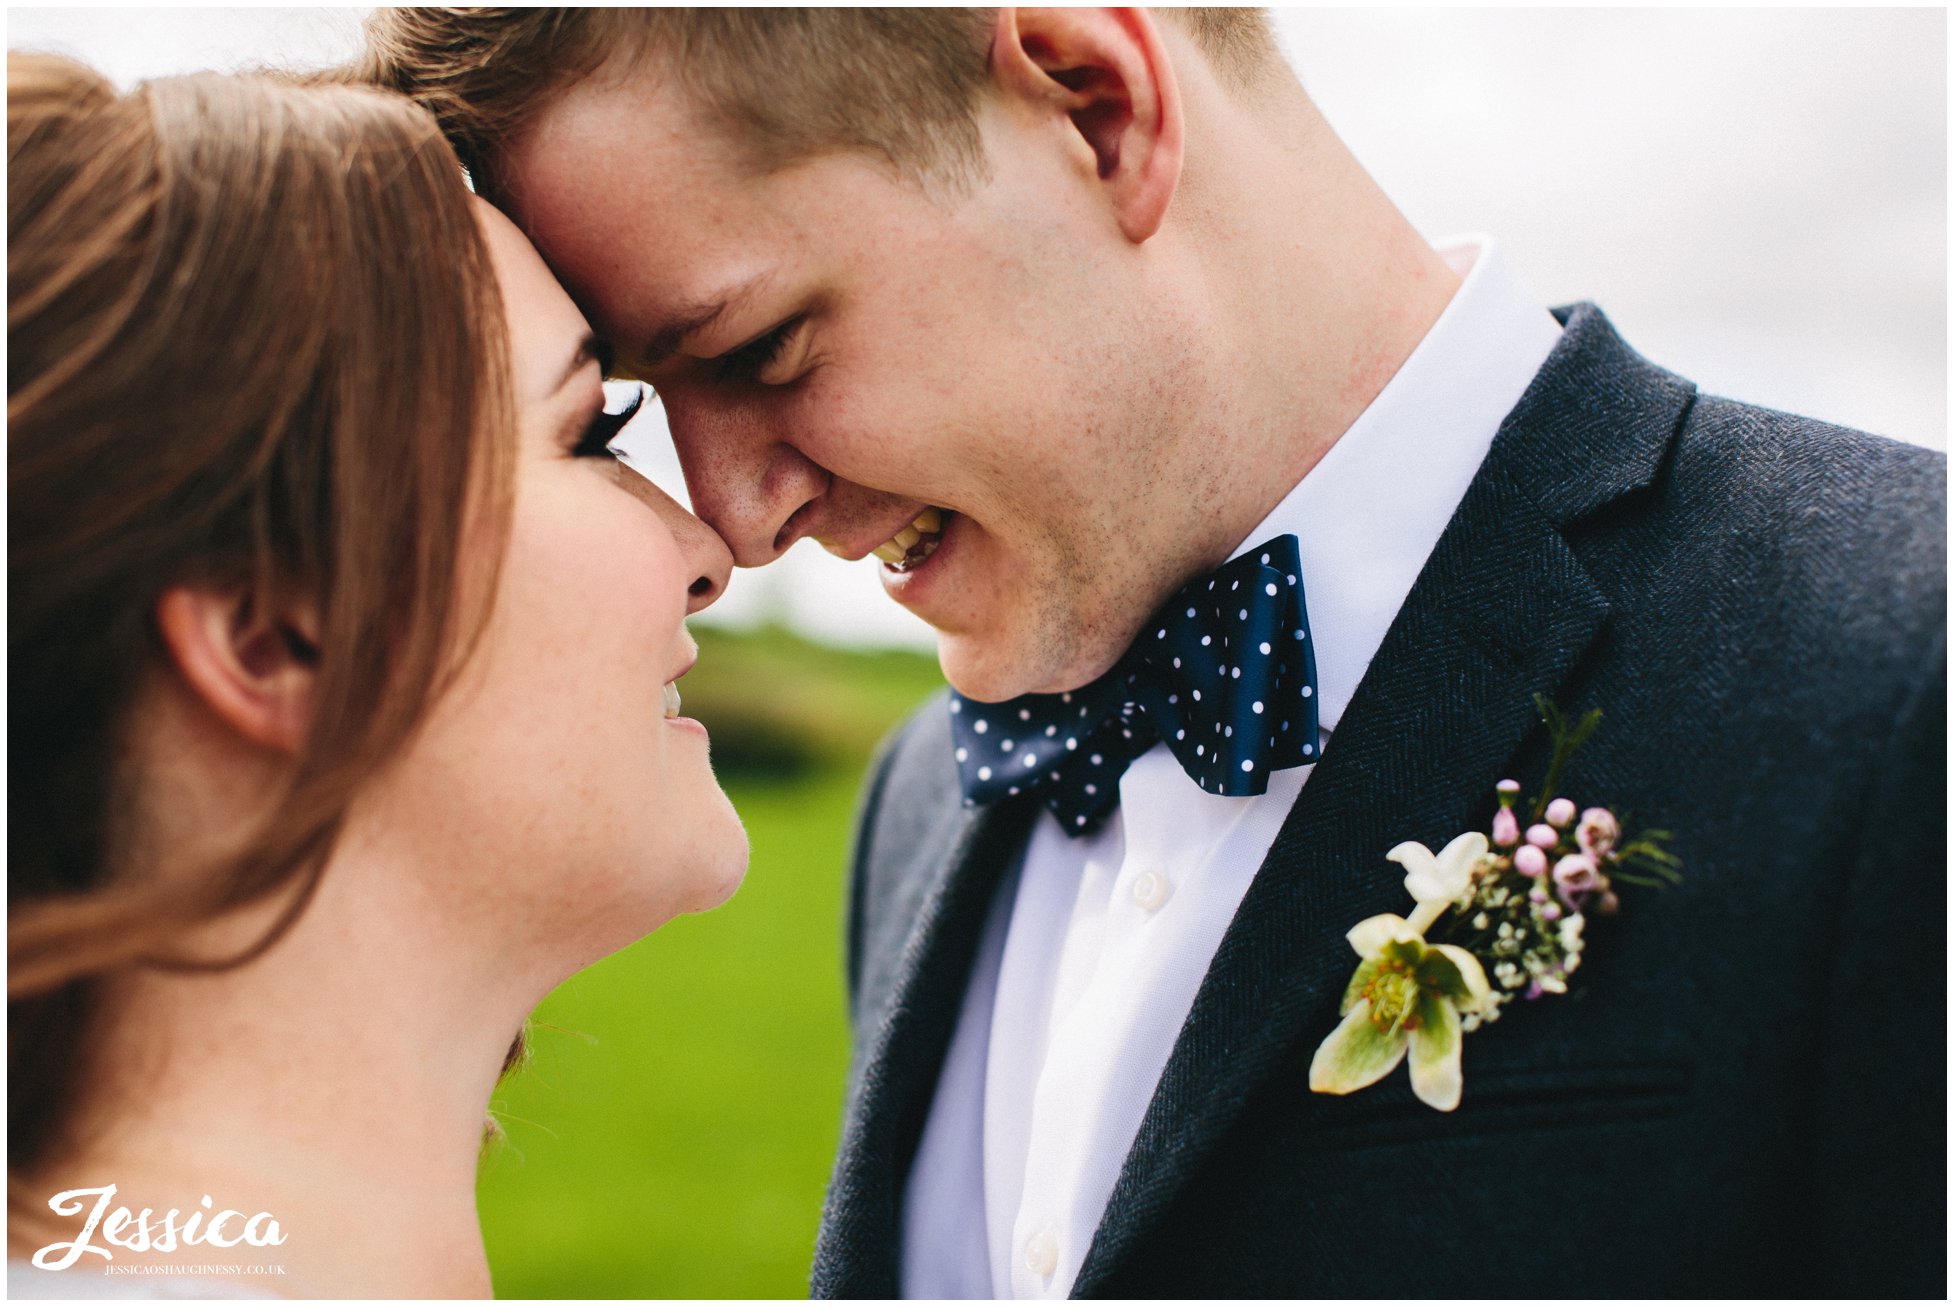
[635,271,774,369]
[551,334,608,394]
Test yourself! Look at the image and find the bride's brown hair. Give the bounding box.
[7,54,514,1195]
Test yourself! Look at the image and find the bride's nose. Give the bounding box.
[617,469,735,615]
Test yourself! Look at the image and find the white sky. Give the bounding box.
[9,6,1945,650]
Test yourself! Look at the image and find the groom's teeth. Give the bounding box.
[663,682,681,719]
[876,507,950,571]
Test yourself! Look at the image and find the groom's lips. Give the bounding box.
[878,506,961,613]
[873,506,945,570]
[815,505,947,566]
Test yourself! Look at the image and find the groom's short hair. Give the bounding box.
[352,8,1281,197]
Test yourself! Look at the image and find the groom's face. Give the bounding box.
[501,73,1205,702]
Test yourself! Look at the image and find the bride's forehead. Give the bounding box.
[474,199,550,287]
[472,204,594,404]
[477,205,591,349]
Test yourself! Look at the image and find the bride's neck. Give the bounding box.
[15,844,551,1298]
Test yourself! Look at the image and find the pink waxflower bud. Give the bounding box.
[1492,807,1520,847]
[1526,823,1558,849]
[1528,887,1548,905]
[1496,779,1522,803]
[1553,854,1601,893]
[1576,807,1621,859]
[1545,797,1577,827]
[1514,845,1548,878]
[1539,901,1562,922]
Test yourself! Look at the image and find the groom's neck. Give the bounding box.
[1163,84,1459,561]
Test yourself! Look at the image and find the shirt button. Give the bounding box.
[1131,870,1173,913]
[1024,1230,1059,1278]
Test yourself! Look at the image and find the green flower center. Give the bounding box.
[1364,960,1424,1033]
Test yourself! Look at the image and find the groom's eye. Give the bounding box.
[572,385,646,458]
[712,316,804,385]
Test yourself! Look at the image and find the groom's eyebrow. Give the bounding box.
[635,272,774,369]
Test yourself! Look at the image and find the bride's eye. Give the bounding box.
[573,385,646,458]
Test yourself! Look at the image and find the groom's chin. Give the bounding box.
[934,626,1124,705]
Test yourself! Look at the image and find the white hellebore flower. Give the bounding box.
[1308,833,1493,1111]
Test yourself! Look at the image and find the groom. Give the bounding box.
[358,9,1945,1296]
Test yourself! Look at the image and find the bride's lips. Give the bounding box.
[664,651,707,737]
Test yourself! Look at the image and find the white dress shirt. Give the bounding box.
[901,238,1563,1299]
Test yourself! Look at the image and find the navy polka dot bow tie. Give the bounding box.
[949,534,1320,836]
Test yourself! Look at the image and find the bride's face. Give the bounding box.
[359,204,745,974]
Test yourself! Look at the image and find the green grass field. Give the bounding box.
[476,625,944,1298]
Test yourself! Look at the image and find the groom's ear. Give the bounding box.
[990,7,1185,244]
[153,583,322,755]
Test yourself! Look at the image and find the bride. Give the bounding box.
[8,54,745,1297]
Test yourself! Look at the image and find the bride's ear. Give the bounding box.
[153,584,321,755]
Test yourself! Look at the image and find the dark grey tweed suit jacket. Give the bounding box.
[812,305,1946,1298]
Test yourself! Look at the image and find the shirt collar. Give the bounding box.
[1228,235,1563,733]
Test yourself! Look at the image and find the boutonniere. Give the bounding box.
[1308,696,1680,1111]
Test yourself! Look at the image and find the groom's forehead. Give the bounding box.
[506,78,971,366]
[498,81,775,315]
[399,8,997,204]
[498,65,738,211]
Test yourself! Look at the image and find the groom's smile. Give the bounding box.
[853,505,946,571]
[494,50,1264,705]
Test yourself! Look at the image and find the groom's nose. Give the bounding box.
[663,398,830,569]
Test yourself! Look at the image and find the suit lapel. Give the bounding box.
[816,787,1039,1297]
[1074,304,1695,1294]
